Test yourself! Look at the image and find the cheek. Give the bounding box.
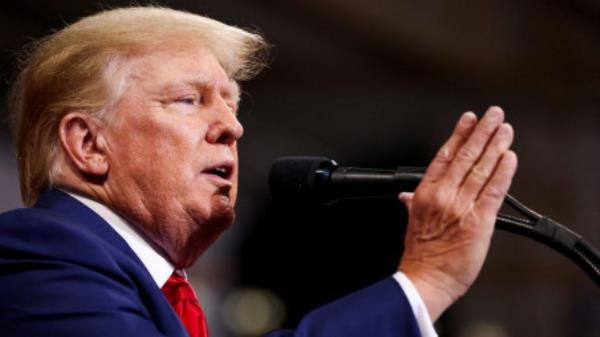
[108,114,206,185]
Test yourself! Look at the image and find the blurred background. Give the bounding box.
[1,1,599,336]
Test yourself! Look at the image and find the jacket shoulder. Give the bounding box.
[0,207,116,266]
[0,207,176,336]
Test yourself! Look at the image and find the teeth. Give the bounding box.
[211,167,227,177]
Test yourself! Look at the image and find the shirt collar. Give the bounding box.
[65,191,175,287]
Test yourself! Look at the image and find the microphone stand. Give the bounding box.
[398,168,600,287]
[497,194,600,287]
[328,167,600,287]
[269,157,600,287]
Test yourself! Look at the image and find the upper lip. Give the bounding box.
[202,160,235,180]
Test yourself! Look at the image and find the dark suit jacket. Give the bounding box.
[0,189,420,337]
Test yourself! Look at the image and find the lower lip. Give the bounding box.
[202,173,233,187]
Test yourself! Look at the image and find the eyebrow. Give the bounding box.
[229,81,241,104]
[161,78,240,104]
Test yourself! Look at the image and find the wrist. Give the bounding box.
[399,264,467,321]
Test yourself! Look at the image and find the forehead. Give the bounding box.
[126,44,235,91]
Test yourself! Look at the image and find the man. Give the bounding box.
[0,6,517,337]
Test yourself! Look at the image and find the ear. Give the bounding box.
[58,113,109,178]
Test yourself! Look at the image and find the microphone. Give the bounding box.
[269,156,424,204]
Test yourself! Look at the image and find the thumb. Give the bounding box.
[398,192,414,209]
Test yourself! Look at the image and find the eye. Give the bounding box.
[174,95,201,106]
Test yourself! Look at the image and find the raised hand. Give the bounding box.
[398,106,518,321]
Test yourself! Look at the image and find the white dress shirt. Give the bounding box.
[67,191,437,337]
[67,192,174,287]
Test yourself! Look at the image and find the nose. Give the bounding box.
[205,99,244,145]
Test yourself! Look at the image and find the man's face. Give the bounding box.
[102,44,243,267]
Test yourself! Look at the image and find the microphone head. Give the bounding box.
[269,156,337,203]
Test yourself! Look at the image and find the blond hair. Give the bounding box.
[9,6,268,206]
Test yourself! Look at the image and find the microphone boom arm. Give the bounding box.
[269,157,600,287]
[350,166,600,287]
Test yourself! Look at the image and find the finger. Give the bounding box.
[422,112,478,184]
[456,123,514,205]
[474,150,518,220]
[443,106,505,189]
[398,192,414,209]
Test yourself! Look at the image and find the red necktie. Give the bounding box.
[161,272,209,337]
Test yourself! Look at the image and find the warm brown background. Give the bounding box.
[1,1,599,337]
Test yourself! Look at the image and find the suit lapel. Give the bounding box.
[35,189,137,261]
[34,189,187,337]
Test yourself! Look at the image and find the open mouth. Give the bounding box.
[204,164,233,180]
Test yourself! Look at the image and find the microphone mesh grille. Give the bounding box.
[268,156,331,201]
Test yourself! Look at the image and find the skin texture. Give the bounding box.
[398,107,518,321]
[57,44,243,268]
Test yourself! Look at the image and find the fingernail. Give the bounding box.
[460,112,476,126]
[498,123,513,137]
[440,146,450,159]
[486,106,504,120]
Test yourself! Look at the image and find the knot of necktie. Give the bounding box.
[162,273,200,303]
[161,272,209,337]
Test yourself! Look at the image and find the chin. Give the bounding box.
[176,219,233,269]
[173,197,235,268]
